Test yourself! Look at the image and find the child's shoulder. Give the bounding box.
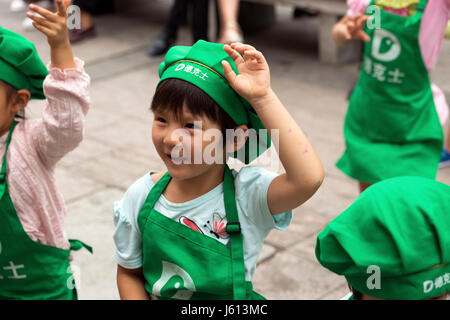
[124,170,166,199]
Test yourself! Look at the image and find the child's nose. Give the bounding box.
[163,126,186,147]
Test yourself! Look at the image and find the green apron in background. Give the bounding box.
[137,166,265,300]
[336,0,443,184]
[0,121,92,300]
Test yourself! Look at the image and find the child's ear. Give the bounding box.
[225,124,249,153]
[11,89,31,114]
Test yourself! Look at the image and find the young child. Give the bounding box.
[333,0,450,192]
[113,41,325,300]
[0,0,91,299]
[315,176,450,300]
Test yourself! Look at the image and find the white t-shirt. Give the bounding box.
[113,166,292,281]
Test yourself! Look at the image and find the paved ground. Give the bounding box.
[1,0,449,300]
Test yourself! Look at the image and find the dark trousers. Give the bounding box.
[164,0,209,42]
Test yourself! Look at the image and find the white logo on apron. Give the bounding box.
[152,261,196,300]
[371,29,401,62]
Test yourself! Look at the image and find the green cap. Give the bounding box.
[315,176,450,300]
[158,40,271,164]
[0,26,48,100]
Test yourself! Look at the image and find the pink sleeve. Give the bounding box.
[347,0,371,18]
[432,84,449,126]
[33,57,91,168]
[419,0,450,71]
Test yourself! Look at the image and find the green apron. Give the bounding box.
[336,0,443,184]
[137,166,265,300]
[0,121,92,300]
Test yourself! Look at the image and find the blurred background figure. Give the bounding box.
[70,0,114,42]
[441,127,450,168]
[217,0,243,44]
[147,0,209,57]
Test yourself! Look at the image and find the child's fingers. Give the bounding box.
[224,44,245,67]
[56,0,68,17]
[344,27,352,40]
[231,43,256,56]
[243,49,266,65]
[356,30,371,42]
[222,60,237,84]
[26,12,54,29]
[28,3,57,22]
[356,16,368,30]
[32,21,53,36]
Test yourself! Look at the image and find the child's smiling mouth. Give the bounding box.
[166,153,185,165]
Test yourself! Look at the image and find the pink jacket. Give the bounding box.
[0,58,90,249]
[347,0,450,124]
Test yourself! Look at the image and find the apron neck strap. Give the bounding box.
[223,166,247,299]
[0,121,18,183]
[416,0,428,11]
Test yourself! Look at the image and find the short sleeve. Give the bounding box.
[234,166,292,232]
[113,173,155,269]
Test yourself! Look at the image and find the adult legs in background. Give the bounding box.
[70,0,114,42]
[191,0,209,42]
[147,0,189,56]
[217,0,243,44]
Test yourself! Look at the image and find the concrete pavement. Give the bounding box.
[1,0,449,300]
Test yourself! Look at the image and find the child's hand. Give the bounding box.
[27,0,75,70]
[222,43,271,108]
[27,0,71,48]
[333,14,371,46]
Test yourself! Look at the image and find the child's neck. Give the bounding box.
[163,165,226,203]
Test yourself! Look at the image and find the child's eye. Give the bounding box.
[156,117,166,123]
[185,123,197,129]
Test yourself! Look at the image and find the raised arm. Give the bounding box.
[27,0,90,167]
[222,43,324,215]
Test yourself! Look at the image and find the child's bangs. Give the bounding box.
[151,78,235,130]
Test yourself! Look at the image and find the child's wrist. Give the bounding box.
[249,88,277,112]
[50,38,71,50]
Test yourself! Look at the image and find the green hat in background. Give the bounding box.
[0,26,48,100]
[158,40,271,164]
[315,176,450,300]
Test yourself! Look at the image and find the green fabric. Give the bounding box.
[137,166,265,300]
[0,26,48,100]
[315,176,450,300]
[0,122,90,300]
[336,0,443,183]
[158,40,271,164]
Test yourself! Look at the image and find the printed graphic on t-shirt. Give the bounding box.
[178,212,229,240]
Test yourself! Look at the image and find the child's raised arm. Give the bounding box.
[222,43,325,215]
[27,0,75,70]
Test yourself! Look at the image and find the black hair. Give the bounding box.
[150,78,236,137]
[348,285,363,300]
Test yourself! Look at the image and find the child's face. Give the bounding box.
[152,103,227,181]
